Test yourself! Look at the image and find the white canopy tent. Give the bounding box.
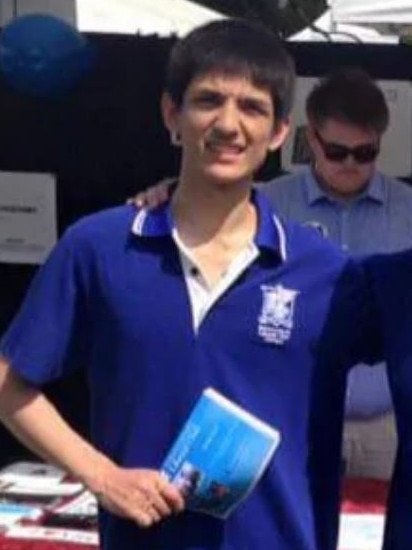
[288,0,412,43]
[0,0,225,36]
[75,0,225,36]
[289,9,398,43]
[329,0,412,25]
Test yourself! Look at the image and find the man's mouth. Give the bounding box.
[337,168,360,176]
[205,141,245,155]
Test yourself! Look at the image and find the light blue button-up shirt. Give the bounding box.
[260,167,412,418]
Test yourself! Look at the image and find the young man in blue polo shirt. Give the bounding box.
[0,18,378,550]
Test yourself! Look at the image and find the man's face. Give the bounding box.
[306,118,381,200]
[162,72,289,187]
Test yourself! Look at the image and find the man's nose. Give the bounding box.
[214,101,240,135]
[342,153,359,167]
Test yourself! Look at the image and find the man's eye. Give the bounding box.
[241,100,269,116]
[193,94,221,107]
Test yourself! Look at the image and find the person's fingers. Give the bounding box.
[133,506,154,527]
[94,468,182,525]
[147,490,174,517]
[126,189,161,209]
[126,491,160,526]
[141,498,162,523]
[157,477,185,512]
[132,193,147,207]
[157,186,171,205]
[144,187,166,209]
[137,475,176,517]
[126,196,140,205]
[127,177,176,209]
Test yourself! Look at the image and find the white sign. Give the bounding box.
[338,513,385,550]
[0,172,57,265]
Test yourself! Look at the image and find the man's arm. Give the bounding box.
[130,177,177,209]
[0,357,184,527]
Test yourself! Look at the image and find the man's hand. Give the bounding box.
[0,353,184,530]
[128,178,176,210]
[88,460,185,528]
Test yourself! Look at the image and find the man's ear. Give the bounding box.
[305,124,317,153]
[268,118,291,152]
[161,92,180,135]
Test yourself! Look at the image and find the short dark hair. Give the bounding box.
[306,67,389,134]
[164,18,295,123]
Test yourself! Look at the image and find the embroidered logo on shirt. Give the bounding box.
[258,284,299,345]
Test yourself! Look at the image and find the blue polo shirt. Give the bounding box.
[363,251,412,550]
[0,191,378,550]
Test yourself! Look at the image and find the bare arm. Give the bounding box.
[0,358,184,526]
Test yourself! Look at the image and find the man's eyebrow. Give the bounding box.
[240,96,271,108]
[191,88,224,98]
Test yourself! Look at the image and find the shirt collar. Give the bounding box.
[130,189,287,262]
[364,172,386,203]
[304,168,326,205]
[304,167,385,205]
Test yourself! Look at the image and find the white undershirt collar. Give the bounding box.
[172,228,259,332]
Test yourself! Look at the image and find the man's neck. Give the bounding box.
[171,176,257,288]
[312,167,371,204]
[172,176,255,245]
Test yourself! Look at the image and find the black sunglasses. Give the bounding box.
[314,129,380,164]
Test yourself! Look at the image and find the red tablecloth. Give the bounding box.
[342,478,388,514]
[0,542,95,550]
[0,539,96,550]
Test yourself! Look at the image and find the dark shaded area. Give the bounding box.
[0,32,179,466]
[0,32,411,466]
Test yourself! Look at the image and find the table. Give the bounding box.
[0,478,389,550]
[0,538,96,550]
[339,478,388,550]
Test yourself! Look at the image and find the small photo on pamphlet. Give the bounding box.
[174,462,233,513]
[202,481,232,508]
[174,462,203,499]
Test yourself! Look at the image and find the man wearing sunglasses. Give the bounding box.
[264,67,412,482]
[133,67,412,483]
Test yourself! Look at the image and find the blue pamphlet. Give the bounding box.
[162,387,281,519]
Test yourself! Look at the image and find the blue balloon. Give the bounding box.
[0,14,94,97]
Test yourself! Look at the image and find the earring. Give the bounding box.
[170,130,182,146]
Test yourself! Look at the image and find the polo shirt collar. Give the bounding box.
[304,167,385,205]
[131,190,287,262]
[364,172,386,203]
[253,190,287,261]
[304,168,325,205]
